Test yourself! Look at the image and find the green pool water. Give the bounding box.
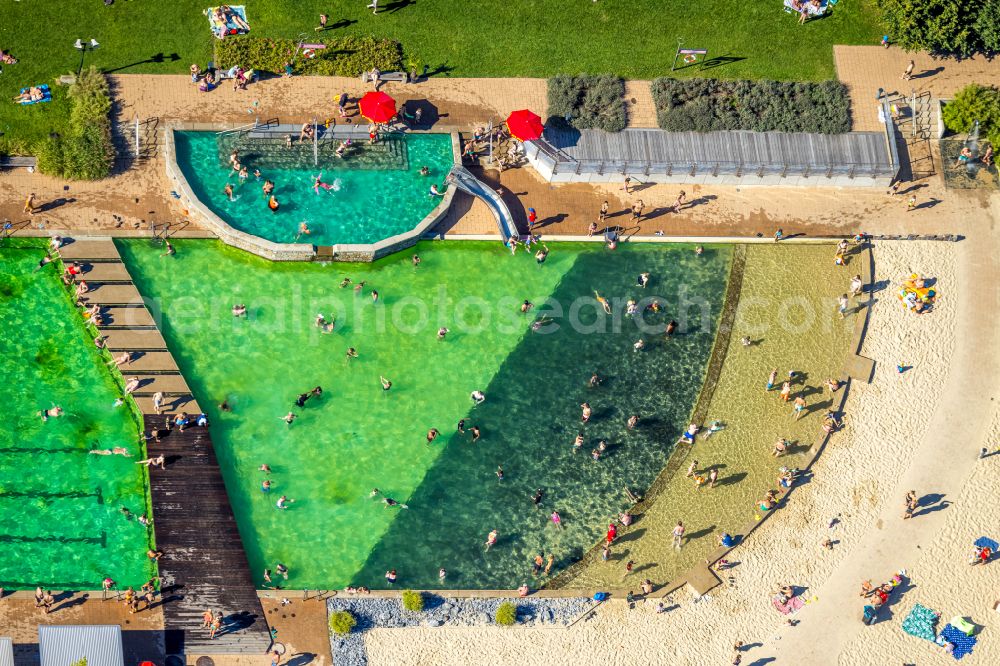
[118,239,731,589]
[174,131,455,246]
[0,241,155,589]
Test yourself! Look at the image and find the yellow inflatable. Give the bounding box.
[898,274,936,312]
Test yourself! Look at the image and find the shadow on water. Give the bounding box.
[350,247,731,589]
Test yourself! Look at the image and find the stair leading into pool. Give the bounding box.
[59,237,271,656]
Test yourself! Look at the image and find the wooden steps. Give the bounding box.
[98,307,157,328]
[61,238,268,652]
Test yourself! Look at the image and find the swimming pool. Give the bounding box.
[119,239,731,589]
[0,241,155,589]
[174,131,455,246]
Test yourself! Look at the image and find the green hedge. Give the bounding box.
[942,84,1000,148]
[401,590,424,612]
[650,78,851,134]
[547,74,626,133]
[215,36,402,77]
[35,67,115,180]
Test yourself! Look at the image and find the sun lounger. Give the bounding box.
[16,84,51,105]
[207,5,249,39]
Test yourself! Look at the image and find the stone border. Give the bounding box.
[163,124,460,262]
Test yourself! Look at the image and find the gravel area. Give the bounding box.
[327,595,594,665]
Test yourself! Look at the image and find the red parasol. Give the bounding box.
[358,91,397,124]
[505,109,544,141]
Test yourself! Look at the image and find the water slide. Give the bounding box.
[448,166,518,244]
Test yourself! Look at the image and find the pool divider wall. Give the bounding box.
[164,124,461,262]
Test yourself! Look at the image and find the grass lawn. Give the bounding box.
[0,0,879,152]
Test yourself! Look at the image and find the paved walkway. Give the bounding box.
[756,200,1000,660]
[835,46,1000,131]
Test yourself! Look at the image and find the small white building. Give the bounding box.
[0,637,14,666]
[38,626,124,666]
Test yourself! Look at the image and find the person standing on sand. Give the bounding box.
[672,521,685,549]
[793,395,807,420]
[622,176,631,194]
[780,381,791,402]
[686,459,698,478]
[599,200,609,223]
[901,60,915,80]
[672,190,686,213]
[903,490,918,519]
[631,200,644,222]
[544,553,554,575]
[623,559,635,579]
[767,368,778,391]
[24,192,37,215]
[907,195,917,212]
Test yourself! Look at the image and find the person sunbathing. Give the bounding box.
[0,49,17,65]
[13,87,44,103]
[217,5,250,31]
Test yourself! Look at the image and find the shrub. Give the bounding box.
[941,84,1000,148]
[215,36,402,77]
[547,74,626,133]
[328,610,356,636]
[401,589,424,612]
[35,67,114,180]
[650,77,851,134]
[494,601,517,626]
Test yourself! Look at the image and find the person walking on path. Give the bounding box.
[850,275,863,297]
[209,612,223,639]
[686,459,699,478]
[42,590,55,614]
[24,192,37,215]
[907,195,917,212]
[672,521,685,549]
[623,559,635,579]
[631,200,644,222]
[901,60,915,80]
[202,609,213,628]
[793,395,807,420]
[672,190,686,213]
[599,200,609,223]
[622,176,631,194]
[903,490,918,519]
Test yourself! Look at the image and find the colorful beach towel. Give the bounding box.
[207,5,249,39]
[902,603,939,642]
[16,84,51,105]
[974,536,998,551]
[940,624,977,660]
[772,595,805,615]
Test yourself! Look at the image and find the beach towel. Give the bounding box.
[940,624,977,660]
[902,603,939,641]
[772,595,805,615]
[207,5,249,39]
[17,84,51,105]
[974,536,998,551]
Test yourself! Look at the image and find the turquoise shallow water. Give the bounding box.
[0,241,154,589]
[175,131,454,246]
[119,240,731,589]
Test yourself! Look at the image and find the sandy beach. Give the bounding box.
[362,238,1000,665]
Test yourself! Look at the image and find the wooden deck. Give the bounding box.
[543,127,894,172]
[145,415,271,655]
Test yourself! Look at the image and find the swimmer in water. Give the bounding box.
[383,497,409,509]
[296,221,311,240]
[39,405,64,421]
[426,428,439,444]
[340,277,352,288]
[593,290,612,315]
[353,281,367,294]
[312,172,334,194]
[224,183,235,201]
[437,327,449,340]
[89,447,132,456]
[263,180,275,196]
[268,195,280,212]
[346,347,359,361]
[380,375,392,391]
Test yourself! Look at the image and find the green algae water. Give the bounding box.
[0,242,154,589]
[118,239,731,589]
[174,131,454,246]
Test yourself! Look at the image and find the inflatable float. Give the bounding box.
[897,274,936,313]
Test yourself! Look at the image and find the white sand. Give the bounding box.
[363,240,999,665]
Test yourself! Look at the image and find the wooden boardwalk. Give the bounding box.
[146,415,271,655]
[62,238,269,654]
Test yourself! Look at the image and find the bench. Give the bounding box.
[0,156,38,170]
[361,70,409,84]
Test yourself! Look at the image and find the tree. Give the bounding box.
[879,0,975,54]
[974,0,1000,52]
[941,84,1000,148]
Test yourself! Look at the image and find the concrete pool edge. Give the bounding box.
[164,124,460,262]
